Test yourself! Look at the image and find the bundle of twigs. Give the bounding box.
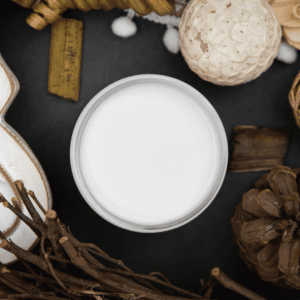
[0,180,266,300]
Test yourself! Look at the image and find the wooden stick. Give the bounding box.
[0,293,71,299]
[27,190,46,216]
[64,225,165,294]
[48,18,83,102]
[77,247,105,270]
[100,267,203,299]
[6,270,59,286]
[1,267,41,293]
[59,237,203,300]
[0,276,28,294]
[0,199,43,238]
[14,181,46,230]
[211,268,267,300]
[11,198,21,212]
[1,239,105,290]
[41,235,69,292]
[46,210,67,266]
[17,257,38,276]
[0,239,48,271]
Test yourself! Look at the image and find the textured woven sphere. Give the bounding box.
[179,0,282,86]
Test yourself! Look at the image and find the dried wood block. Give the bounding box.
[228,125,291,173]
[48,18,83,102]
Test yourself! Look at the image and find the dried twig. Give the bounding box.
[27,190,47,216]
[0,180,267,300]
[211,268,267,300]
[14,180,46,229]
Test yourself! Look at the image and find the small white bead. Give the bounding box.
[163,27,180,54]
[276,41,298,64]
[111,17,137,38]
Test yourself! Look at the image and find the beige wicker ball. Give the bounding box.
[179,0,282,86]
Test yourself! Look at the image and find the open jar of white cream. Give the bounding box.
[70,75,228,233]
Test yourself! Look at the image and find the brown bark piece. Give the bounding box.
[228,126,291,173]
[48,18,83,102]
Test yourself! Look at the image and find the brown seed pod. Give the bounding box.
[231,165,300,289]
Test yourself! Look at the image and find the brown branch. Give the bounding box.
[47,255,71,265]
[1,239,103,289]
[1,266,42,294]
[77,247,105,270]
[204,282,214,299]
[1,238,48,269]
[211,268,267,300]
[85,247,131,271]
[60,237,204,300]
[7,268,93,300]
[11,198,21,211]
[61,224,191,297]
[0,275,28,294]
[5,269,61,285]
[0,293,71,299]
[148,272,171,284]
[60,222,130,271]
[0,196,44,237]
[101,267,203,299]
[77,247,161,294]
[46,210,67,266]
[61,222,161,293]
[41,234,69,292]
[17,256,38,275]
[27,190,47,216]
[14,181,46,230]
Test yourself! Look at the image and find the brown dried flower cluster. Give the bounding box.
[231,165,300,288]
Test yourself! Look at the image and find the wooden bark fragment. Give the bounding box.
[48,18,83,102]
[228,126,291,173]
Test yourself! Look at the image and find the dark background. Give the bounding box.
[1,2,300,299]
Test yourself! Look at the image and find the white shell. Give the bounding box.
[111,17,137,38]
[163,27,180,54]
[0,54,52,264]
[276,41,298,64]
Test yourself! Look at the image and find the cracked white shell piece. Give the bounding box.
[179,0,282,86]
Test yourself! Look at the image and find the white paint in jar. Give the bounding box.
[71,75,228,232]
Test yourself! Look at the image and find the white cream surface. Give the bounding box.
[80,82,218,225]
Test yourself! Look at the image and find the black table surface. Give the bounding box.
[2,2,300,299]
